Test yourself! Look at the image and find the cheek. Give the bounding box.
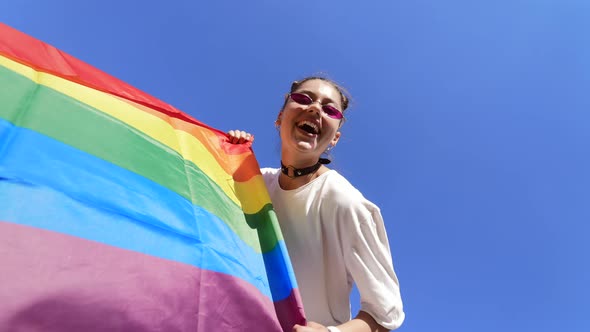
[325,119,342,131]
[281,107,300,121]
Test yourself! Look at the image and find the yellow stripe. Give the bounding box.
[0,55,270,214]
[234,174,273,214]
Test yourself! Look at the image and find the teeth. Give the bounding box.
[298,120,319,132]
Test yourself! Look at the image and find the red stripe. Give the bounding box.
[0,23,251,156]
[0,221,283,332]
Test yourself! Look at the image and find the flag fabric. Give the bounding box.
[0,23,304,332]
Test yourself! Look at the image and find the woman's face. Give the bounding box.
[277,79,343,157]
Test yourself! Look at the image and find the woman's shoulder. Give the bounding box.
[322,170,359,194]
[319,172,386,237]
[322,171,380,213]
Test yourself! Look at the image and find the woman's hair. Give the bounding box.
[282,76,351,113]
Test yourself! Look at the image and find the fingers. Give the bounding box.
[227,130,254,144]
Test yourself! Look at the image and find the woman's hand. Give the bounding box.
[227,129,254,144]
[292,321,329,332]
[292,311,390,332]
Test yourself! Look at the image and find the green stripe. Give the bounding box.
[0,65,279,253]
[246,204,284,253]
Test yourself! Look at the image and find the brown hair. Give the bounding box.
[281,76,351,113]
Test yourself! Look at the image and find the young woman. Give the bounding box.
[228,77,404,332]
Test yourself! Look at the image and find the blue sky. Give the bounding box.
[2,1,589,331]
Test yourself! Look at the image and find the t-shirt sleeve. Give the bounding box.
[342,203,405,330]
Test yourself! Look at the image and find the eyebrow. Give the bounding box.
[296,89,337,105]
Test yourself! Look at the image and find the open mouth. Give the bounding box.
[297,120,319,135]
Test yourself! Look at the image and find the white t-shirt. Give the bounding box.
[261,168,405,330]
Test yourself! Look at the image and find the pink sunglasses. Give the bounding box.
[289,93,344,120]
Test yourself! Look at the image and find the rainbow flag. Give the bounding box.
[0,23,304,331]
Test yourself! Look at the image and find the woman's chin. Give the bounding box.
[287,133,315,149]
[286,140,319,155]
[282,132,325,156]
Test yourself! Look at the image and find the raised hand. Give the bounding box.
[227,129,254,144]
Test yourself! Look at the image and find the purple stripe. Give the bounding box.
[274,289,307,331]
[0,221,283,332]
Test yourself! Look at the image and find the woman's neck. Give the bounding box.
[280,150,320,170]
[278,151,329,190]
[278,164,328,190]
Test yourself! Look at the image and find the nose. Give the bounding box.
[306,101,322,115]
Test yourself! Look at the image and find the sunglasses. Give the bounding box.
[289,93,344,120]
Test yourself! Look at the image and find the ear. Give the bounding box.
[331,131,341,147]
[275,111,283,126]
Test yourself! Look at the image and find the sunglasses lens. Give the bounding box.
[290,93,312,105]
[323,105,343,119]
[290,93,343,119]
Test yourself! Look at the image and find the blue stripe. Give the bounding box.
[0,119,295,301]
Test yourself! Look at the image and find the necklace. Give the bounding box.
[280,158,331,178]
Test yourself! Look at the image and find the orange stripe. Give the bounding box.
[115,96,260,182]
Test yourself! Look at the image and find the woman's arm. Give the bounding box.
[338,311,390,332]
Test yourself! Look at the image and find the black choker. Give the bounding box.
[280,158,331,178]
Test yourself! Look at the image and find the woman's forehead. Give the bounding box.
[296,80,341,103]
